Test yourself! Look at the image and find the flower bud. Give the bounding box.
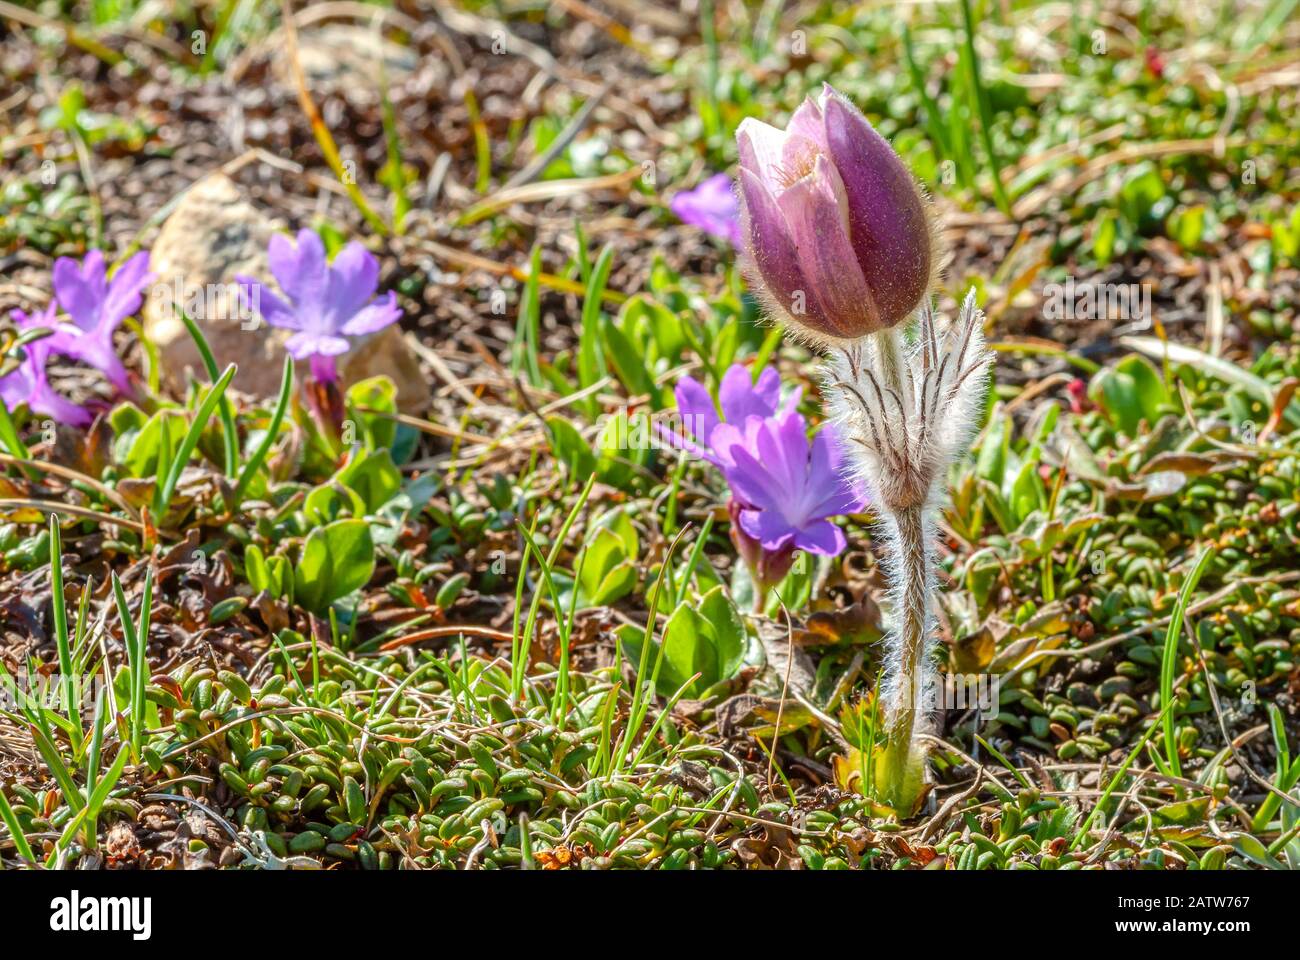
[736,84,936,343]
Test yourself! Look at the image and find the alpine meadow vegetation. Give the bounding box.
[0,1,1297,890]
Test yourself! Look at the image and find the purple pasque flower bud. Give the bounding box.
[736,84,936,344]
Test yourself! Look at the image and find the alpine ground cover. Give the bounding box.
[0,0,1298,871]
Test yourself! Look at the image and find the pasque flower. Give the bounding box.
[736,84,936,343]
[737,86,991,814]
[0,304,92,427]
[670,173,741,245]
[237,229,402,382]
[52,249,154,395]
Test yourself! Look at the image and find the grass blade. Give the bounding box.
[180,311,239,477]
[157,362,237,515]
[232,355,293,508]
[1160,545,1214,778]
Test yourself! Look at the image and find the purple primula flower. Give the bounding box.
[661,363,865,602]
[719,415,866,557]
[51,249,154,395]
[0,304,92,427]
[659,364,800,468]
[670,173,741,246]
[237,229,402,382]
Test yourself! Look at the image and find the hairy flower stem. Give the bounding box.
[821,292,993,814]
[879,502,934,812]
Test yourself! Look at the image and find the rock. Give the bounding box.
[142,174,428,412]
[272,24,419,94]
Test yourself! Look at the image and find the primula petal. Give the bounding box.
[673,375,720,447]
[756,413,811,510]
[2,306,93,425]
[56,327,131,395]
[268,230,328,312]
[738,506,798,552]
[774,155,878,339]
[821,87,932,327]
[339,291,401,337]
[719,365,780,424]
[31,379,92,427]
[100,251,154,332]
[725,440,788,512]
[326,241,382,323]
[806,428,867,514]
[791,519,846,556]
[52,253,105,332]
[707,420,753,471]
[235,277,300,331]
[284,331,350,360]
[652,421,716,466]
[0,367,33,411]
[670,174,740,245]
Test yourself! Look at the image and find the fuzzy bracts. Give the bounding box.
[821,289,992,809]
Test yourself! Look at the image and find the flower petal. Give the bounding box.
[268,229,328,312]
[756,413,811,512]
[56,327,131,395]
[674,375,720,446]
[236,277,300,331]
[724,437,787,511]
[736,117,791,187]
[326,241,381,324]
[101,251,155,332]
[285,331,350,360]
[53,252,106,332]
[718,364,780,424]
[738,506,797,552]
[807,429,868,516]
[774,155,878,338]
[338,291,401,337]
[791,519,846,556]
[737,168,826,331]
[821,87,933,327]
[670,174,740,245]
[786,96,828,151]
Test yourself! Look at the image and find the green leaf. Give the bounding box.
[293,519,375,613]
[1119,335,1300,428]
[602,317,659,405]
[547,416,597,479]
[698,585,745,679]
[305,448,402,523]
[1231,833,1283,869]
[345,376,398,451]
[660,603,717,698]
[1092,209,1119,266]
[1117,161,1167,230]
[595,410,647,489]
[1089,355,1169,435]
[578,245,614,412]
[120,409,183,478]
